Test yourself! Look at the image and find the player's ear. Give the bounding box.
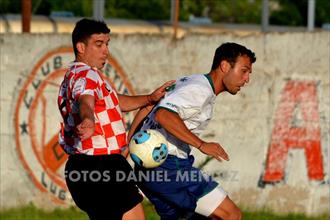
[76,42,85,54]
[220,60,231,74]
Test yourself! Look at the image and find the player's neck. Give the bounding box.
[75,55,87,65]
[208,70,225,96]
[75,55,94,69]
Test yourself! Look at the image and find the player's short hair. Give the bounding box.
[72,18,110,57]
[211,42,256,70]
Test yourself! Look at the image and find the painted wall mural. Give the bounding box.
[14,47,136,204]
[260,80,326,187]
[13,48,329,205]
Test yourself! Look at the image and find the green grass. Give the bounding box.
[242,209,330,220]
[0,203,88,220]
[142,201,160,220]
[0,202,329,220]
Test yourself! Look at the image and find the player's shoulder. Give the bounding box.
[69,62,102,83]
[163,74,211,103]
[69,62,90,74]
[176,74,209,91]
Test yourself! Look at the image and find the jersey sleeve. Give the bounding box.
[72,69,99,100]
[158,83,208,120]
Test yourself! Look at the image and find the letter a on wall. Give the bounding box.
[262,80,324,183]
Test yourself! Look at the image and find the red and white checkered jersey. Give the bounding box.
[58,62,127,155]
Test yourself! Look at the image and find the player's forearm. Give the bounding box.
[154,108,203,148]
[79,95,95,122]
[127,105,154,141]
[118,94,151,112]
[79,103,95,122]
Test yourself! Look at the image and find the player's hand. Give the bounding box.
[199,142,229,162]
[76,118,95,141]
[148,80,176,103]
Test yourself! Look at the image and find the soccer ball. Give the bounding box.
[129,129,168,168]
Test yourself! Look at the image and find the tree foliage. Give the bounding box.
[104,0,170,20]
[270,0,330,26]
[270,0,304,26]
[180,0,262,24]
[0,0,329,27]
[0,0,92,16]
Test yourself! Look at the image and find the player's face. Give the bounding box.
[83,33,110,70]
[223,55,252,95]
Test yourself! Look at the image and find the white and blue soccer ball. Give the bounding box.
[129,129,168,168]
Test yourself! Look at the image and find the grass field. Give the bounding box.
[0,202,329,220]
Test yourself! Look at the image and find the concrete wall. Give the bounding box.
[0,31,329,215]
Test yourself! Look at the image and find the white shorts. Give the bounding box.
[195,185,228,216]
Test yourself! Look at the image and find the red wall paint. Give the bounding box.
[262,80,324,183]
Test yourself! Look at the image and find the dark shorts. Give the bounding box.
[65,154,143,220]
[135,155,218,220]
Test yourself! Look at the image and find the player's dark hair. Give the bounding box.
[72,18,110,57]
[211,42,256,70]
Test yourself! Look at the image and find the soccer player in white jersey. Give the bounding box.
[129,42,256,220]
[58,18,174,220]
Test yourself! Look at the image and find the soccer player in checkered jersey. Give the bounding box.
[57,18,174,220]
[128,43,256,220]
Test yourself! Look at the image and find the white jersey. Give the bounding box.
[141,74,216,159]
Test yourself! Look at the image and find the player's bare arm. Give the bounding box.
[120,105,154,158]
[155,108,229,162]
[127,105,154,142]
[77,94,95,140]
[118,80,175,112]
